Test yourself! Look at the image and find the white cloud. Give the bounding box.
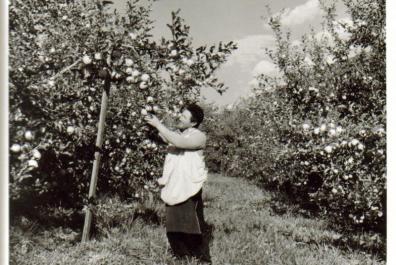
[223,35,281,90]
[249,59,282,90]
[311,16,353,46]
[282,0,322,26]
[291,39,303,48]
[264,0,323,29]
[248,78,260,88]
[252,60,279,77]
[225,34,275,71]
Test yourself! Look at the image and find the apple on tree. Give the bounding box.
[82,55,92,65]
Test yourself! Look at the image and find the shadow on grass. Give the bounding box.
[10,195,167,246]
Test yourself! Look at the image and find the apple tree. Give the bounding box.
[216,0,385,248]
[9,0,237,221]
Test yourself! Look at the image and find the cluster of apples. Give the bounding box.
[79,48,155,90]
[10,130,41,170]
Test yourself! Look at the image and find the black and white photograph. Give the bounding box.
[3,0,390,264]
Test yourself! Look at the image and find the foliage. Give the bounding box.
[9,0,237,219]
[94,193,164,235]
[212,0,386,239]
[203,101,278,178]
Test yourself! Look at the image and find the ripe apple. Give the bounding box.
[186,59,194,66]
[126,67,133,74]
[47,80,55,87]
[129,32,137,40]
[170,50,178,57]
[82,55,92,64]
[126,76,134,83]
[28,160,38,168]
[32,149,41,160]
[10,144,21,153]
[112,72,122,80]
[25,131,33,141]
[94,53,102,60]
[132,70,140,77]
[325,146,333,153]
[139,82,148,89]
[125,59,134,66]
[141,74,150,82]
[67,126,75,135]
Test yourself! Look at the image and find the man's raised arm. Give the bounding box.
[145,115,205,149]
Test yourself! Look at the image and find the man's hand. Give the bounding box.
[144,115,206,149]
[144,114,162,128]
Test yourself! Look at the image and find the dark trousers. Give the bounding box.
[166,190,211,263]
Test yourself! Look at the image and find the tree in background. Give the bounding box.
[210,0,385,251]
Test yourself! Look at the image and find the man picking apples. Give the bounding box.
[144,104,211,263]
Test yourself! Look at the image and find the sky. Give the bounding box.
[111,0,347,107]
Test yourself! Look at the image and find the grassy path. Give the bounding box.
[10,174,384,265]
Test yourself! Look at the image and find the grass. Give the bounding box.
[10,174,385,265]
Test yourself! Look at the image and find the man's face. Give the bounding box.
[176,109,196,129]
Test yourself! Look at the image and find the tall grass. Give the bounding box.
[10,174,385,265]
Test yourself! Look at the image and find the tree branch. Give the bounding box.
[49,59,81,81]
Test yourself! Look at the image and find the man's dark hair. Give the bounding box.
[183,103,204,128]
